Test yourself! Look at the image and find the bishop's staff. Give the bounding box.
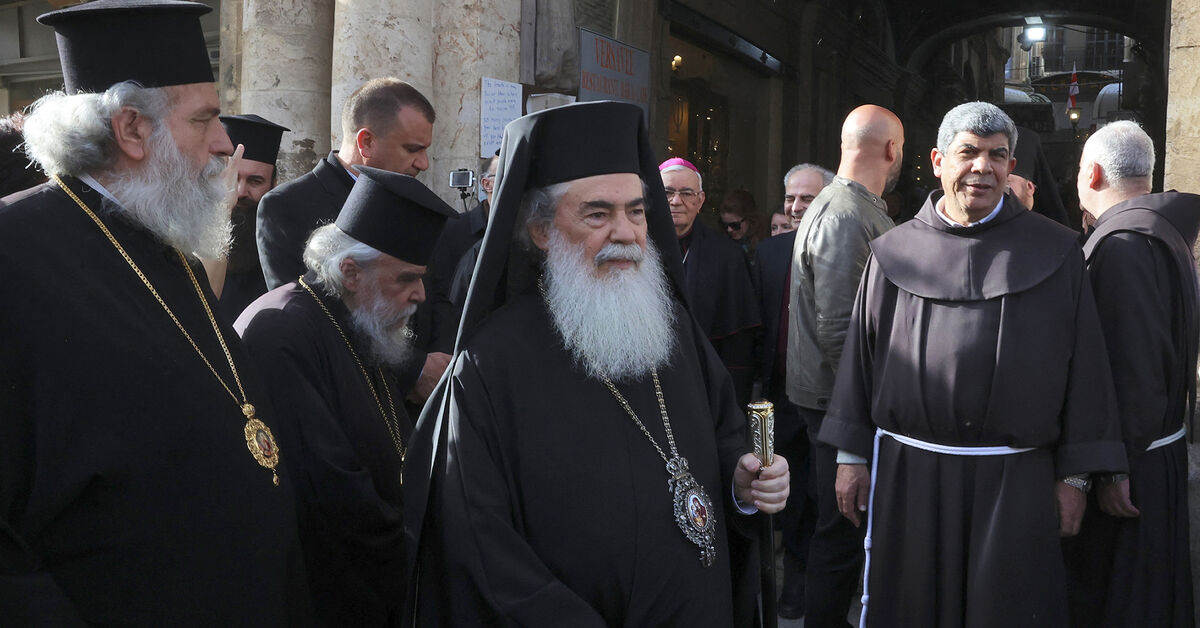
[747,400,777,628]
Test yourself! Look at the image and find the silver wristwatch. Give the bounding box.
[1061,474,1092,493]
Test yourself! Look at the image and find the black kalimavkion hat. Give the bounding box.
[38,0,214,95]
[335,167,457,266]
[221,114,291,166]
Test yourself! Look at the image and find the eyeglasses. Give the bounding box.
[720,219,745,231]
[664,188,698,200]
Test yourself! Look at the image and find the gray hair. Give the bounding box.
[23,81,170,178]
[303,223,383,295]
[936,102,1017,156]
[517,182,572,250]
[1083,120,1155,184]
[660,164,703,191]
[784,163,834,187]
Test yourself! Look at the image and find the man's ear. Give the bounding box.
[1086,161,1105,190]
[529,221,551,251]
[930,148,943,177]
[111,106,154,163]
[340,258,362,292]
[885,138,898,163]
[356,128,374,159]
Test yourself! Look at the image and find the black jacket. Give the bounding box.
[257,151,355,291]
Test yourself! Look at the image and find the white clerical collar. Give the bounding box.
[935,196,1004,228]
[77,173,122,207]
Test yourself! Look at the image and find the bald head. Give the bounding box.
[841,105,904,151]
[837,105,905,197]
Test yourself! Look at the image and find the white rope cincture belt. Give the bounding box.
[1147,425,1186,451]
[858,428,1037,628]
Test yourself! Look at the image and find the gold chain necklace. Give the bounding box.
[602,370,718,566]
[298,277,406,463]
[54,176,281,485]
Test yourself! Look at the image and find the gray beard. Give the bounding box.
[103,125,231,259]
[543,228,677,381]
[348,287,417,368]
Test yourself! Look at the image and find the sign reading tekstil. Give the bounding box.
[578,29,650,118]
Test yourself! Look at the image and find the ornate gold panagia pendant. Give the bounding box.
[241,404,280,485]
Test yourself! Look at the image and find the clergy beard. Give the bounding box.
[228,198,260,272]
[103,125,231,259]
[348,281,417,367]
[543,229,677,381]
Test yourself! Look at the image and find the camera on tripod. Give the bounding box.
[449,169,475,189]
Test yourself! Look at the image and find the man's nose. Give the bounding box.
[611,211,636,242]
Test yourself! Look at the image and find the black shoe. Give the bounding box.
[778,597,805,620]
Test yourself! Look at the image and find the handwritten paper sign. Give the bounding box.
[578,29,650,119]
[480,77,522,158]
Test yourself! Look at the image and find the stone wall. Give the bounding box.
[1166,0,1200,192]
[224,0,522,206]
[239,0,335,183]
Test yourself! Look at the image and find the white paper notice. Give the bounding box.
[480,77,523,158]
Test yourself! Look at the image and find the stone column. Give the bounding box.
[328,0,435,152]
[430,0,522,209]
[218,0,242,113]
[241,0,335,183]
[1165,0,1200,191]
[1165,8,1200,623]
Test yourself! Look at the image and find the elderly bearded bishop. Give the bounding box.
[403,101,790,627]
[0,0,308,623]
[237,167,455,625]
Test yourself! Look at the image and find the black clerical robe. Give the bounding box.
[680,220,761,406]
[218,264,268,323]
[0,179,310,624]
[409,291,754,627]
[819,193,1126,627]
[237,278,410,626]
[423,202,487,353]
[257,151,354,291]
[1064,191,1199,627]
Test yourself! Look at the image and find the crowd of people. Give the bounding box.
[0,0,1195,626]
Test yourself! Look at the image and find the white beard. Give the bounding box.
[103,125,231,259]
[543,228,677,381]
[348,282,417,367]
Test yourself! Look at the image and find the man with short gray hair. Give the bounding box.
[783,163,834,225]
[820,101,1126,626]
[1064,120,1197,627]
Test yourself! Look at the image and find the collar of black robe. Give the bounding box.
[38,0,213,96]
[450,100,689,352]
[870,190,1079,301]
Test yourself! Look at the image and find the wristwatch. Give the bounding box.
[1099,472,1130,484]
[1061,474,1092,493]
